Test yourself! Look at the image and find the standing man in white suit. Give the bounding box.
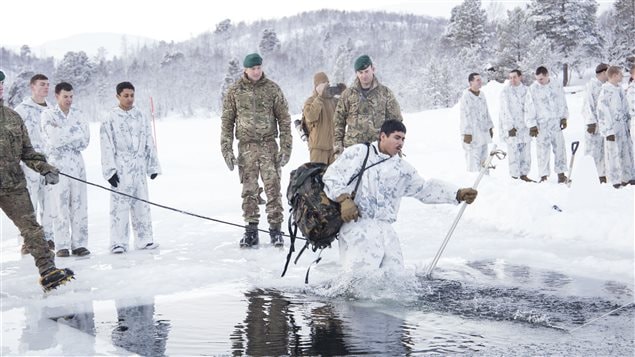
[100,82,161,254]
[581,63,609,184]
[459,73,494,172]
[41,82,90,257]
[14,74,56,253]
[524,66,569,183]
[499,69,534,182]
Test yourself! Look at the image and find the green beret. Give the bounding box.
[243,53,263,68]
[354,55,372,71]
[0,70,5,82]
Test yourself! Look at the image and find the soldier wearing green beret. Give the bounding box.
[220,53,292,248]
[0,70,74,290]
[333,55,403,156]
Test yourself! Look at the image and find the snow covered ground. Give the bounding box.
[1,81,633,354]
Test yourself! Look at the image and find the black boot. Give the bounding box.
[269,228,284,247]
[240,223,259,248]
[40,267,75,292]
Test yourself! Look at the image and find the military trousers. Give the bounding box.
[309,148,335,165]
[238,140,283,226]
[0,187,55,275]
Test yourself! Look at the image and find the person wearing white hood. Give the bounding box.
[14,74,56,253]
[100,81,161,253]
[322,120,477,273]
[597,66,635,188]
[40,82,90,257]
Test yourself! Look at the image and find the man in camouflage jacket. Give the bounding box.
[221,53,292,248]
[333,55,402,154]
[0,70,74,290]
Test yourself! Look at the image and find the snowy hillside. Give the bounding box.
[1,81,633,354]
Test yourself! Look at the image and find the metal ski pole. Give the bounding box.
[150,96,159,153]
[565,141,580,187]
[425,145,507,279]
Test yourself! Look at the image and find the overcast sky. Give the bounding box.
[2,0,616,47]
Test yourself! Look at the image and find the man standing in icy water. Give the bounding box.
[322,120,477,273]
[100,82,161,254]
[41,82,91,257]
[0,70,74,290]
[221,53,292,248]
[14,74,56,253]
[333,55,402,156]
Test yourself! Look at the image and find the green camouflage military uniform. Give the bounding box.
[221,74,292,226]
[334,77,403,148]
[0,100,56,275]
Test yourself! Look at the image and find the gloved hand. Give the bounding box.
[463,134,472,144]
[560,118,567,130]
[489,128,494,138]
[108,173,120,187]
[150,173,158,180]
[456,188,478,204]
[316,82,327,96]
[277,152,290,167]
[336,83,347,93]
[587,123,597,134]
[337,193,359,223]
[44,169,59,185]
[508,128,517,137]
[529,126,539,137]
[223,152,236,171]
[606,134,616,141]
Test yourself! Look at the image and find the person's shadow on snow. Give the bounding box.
[111,297,171,357]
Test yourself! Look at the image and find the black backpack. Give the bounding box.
[282,143,388,283]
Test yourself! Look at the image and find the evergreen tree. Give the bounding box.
[607,0,635,66]
[214,19,232,35]
[332,38,355,84]
[528,0,601,85]
[7,70,34,108]
[259,28,281,54]
[495,7,534,77]
[220,58,242,101]
[518,34,561,81]
[55,51,94,91]
[443,0,489,54]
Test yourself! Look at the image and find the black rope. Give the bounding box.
[59,172,305,240]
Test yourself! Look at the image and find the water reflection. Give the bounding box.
[111,297,171,357]
[230,289,413,356]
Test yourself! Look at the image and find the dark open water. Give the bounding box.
[39,263,634,356]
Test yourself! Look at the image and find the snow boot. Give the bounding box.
[269,228,284,247]
[520,175,535,183]
[240,223,259,248]
[599,176,607,184]
[540,175,548,183]
[56,249,70,257]
[40,267,75,292]
[557,173,567,184]
[71,247,90,257]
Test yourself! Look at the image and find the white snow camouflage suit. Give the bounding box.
[627,81,635,156]
[322,142,459,273]
[581,77,606,178]
[597,82,634,185]
[100,106,161,251]
[499,82,531,178]
[40,104,90,251]
[524,79,569,178]
[459,89,493,172]
[14,97,55,242]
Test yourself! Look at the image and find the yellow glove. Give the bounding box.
[337,193,359,223]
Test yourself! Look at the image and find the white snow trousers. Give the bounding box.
[604,123,635,185]
[462,143,488,172]
[535,124,567,177]
[505,141,531,177]
[50,153,88,250]
[338,218,404,273]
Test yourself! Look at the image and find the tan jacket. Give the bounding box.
[302,91,338,151]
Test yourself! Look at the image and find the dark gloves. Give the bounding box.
[150,173,158,179]
[44,168,60,185]
[560,118,567,130]
[463,134,473,144]
[337,193,359,223]
[489,128,494,138]
[529,126,539,137]
[108,173,120,187]
[456,188,478,204]
[606,134,616,141]
[508,128,517,137]
[223,152,236,171]
[587,124,597,134]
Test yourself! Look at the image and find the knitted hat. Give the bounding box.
[313,72,329,87]
[354,55,372,71]
[243,53,263,68]
[595,63,609,73]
